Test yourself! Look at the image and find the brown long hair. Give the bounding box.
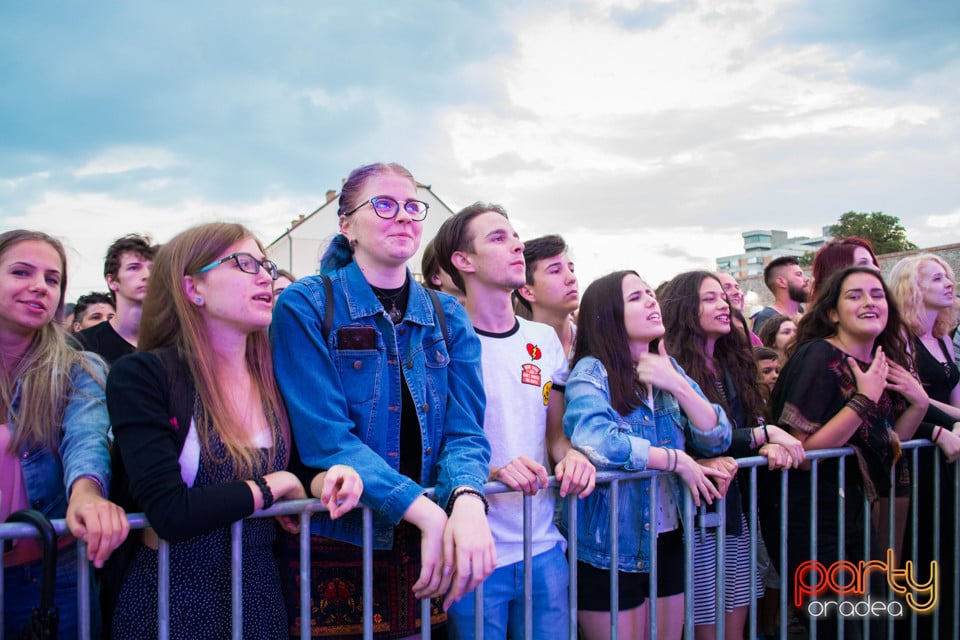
[1,230,106,453]
[660,271,763,429]
[572,271,644,415]
[139,223,290,477]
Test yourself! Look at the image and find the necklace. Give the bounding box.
[371,279,409,324]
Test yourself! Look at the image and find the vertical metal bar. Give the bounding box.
[567,493,578,640]
[648,475,658,640]
[779,469,788,640]
[78,540,91,640]
[474,576,484,640]
[362,507,373,640]
[925,448,937,640]
[421,595,432,640]
[716,493,726,640]
[231,520,243,640]
[0,544,5,640]
[683,489,696,640]
[809,458,818,639]
[158,538,170,640]
[748,464,758,640]
[862,466,871,640]
[909,447,921,640]
[609,479,619,640]
[523,493,533,640]
[953,463,959,640]
[299,510,311,640]
[837,454,845,640]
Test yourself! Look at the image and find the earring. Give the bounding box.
[195,296,203,304]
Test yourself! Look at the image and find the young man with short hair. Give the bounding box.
[76,234,156,363]
[514,235,578,357]
[71,292,116,333]
[751,256,809,333]
[435,203,595,640]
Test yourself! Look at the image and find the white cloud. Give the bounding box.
[73,146,180,177]
[5,190,317,301]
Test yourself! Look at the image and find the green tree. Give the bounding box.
[798,252,815,267]
[828,211,917,254]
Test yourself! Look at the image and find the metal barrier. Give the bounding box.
[1,438,956,640]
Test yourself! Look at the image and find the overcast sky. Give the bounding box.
[2,0,958,299]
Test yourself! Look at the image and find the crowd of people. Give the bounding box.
[2,161,959,640]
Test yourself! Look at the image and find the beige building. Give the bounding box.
[266,184,457,280]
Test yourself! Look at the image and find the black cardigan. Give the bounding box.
[106,348,255,543]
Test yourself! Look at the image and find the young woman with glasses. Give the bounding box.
[106,223,361,639]
[271,163,494,639]
[1,230,129,638]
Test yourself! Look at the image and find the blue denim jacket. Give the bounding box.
[12,353,111,520]
[561,356,731,572]
[271,260,490,549]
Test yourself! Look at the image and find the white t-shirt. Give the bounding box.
[476,317,568,568]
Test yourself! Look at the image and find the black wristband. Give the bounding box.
[253,476,274,510]
[446,487,489,515]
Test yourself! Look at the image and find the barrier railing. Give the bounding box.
[1,438,956,639]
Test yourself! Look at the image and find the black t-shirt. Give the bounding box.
[75,321,135,365]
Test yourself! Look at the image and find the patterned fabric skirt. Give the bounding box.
[277,522,446,639]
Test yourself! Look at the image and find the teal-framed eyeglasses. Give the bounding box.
[197,252,280,281]
[342,196,430,221]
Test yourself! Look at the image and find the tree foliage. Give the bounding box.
[828,211,917,254]
[798,252,815,267]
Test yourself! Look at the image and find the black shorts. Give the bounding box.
[577,529,685,612]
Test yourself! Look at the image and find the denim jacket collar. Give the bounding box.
[341,260,436,328]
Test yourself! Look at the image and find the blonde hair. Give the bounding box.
[889,253,957,339]
[0,230,106,453]
[139,223,290,477]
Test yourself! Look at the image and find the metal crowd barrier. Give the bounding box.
[1,438,956,640]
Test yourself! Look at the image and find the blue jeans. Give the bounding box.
[447,543,569,640]
[2,544,100,639]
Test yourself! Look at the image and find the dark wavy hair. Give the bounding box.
[659,271,763,429]
[572,271,644,415]
[792,266,912,370]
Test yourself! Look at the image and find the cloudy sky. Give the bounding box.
[2,0,958,299]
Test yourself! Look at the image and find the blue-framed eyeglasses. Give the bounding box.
[342,196,430,221]
[197,252,280,281]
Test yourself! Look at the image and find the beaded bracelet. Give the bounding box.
[846,392,876,420]
[252,476,274,510]
[447,487,489,515]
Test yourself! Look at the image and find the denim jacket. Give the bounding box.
[271,260,490,549]
[11,353,111,520]
[561,356,731,572]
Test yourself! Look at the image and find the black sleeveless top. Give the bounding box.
[915,335,960,404]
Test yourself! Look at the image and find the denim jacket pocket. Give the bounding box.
[333,329,384,407]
